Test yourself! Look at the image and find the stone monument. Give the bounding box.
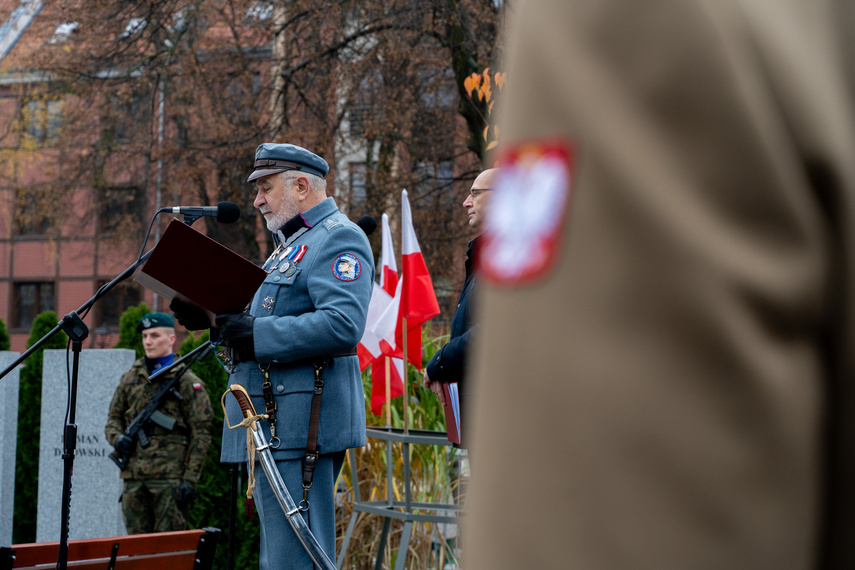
[0,352,21,547]
[37,348,136,542]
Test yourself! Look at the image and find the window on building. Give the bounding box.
[349,162,368,211]
[98,186,146,236]
[350,71,383,138]
[106,94,148,142]
[14,282,55,329]
[224,73,261,125]
[94,281,141,330]
[22,99,62,146]
[419,67,456,110]
[413,160,455,203]
[13,189,53,236]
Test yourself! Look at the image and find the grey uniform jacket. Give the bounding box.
[221,197,373,462]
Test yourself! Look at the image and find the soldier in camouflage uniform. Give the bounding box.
[105,312,213,534]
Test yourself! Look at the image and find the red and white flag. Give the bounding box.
[358,212,406,415]
[397,189,440,370]
[373,277,402,352]
[357,282,394,370]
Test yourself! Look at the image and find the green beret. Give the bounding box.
[248,143,329,182]
[136,312,175,333]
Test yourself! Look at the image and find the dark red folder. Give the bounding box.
[134,219,267,325]
[442,382,461,445]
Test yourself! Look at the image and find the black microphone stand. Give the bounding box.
[0,213,204,570]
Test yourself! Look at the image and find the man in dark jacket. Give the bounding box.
[423,168,497,446]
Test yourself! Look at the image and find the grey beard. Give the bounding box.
[266,205,298,232]
[266,211,287,232]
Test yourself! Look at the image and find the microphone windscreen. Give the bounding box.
[356,215,377,236]
[216,201,241,224]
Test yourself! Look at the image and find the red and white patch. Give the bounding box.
[480,141,574,286]
[193,382,203,391]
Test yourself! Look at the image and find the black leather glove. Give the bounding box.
[176,481,196,510]
[215,313,256,350]
[113,434,135,456]
[169,298,211,331]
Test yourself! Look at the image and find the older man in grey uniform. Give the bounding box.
[173,143,373,569]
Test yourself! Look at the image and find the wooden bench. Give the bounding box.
[0,527,220,570]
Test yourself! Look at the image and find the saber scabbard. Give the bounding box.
[222,384,336,570]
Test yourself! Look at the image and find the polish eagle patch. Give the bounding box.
[480,140,574,286]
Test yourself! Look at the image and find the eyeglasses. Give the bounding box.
[469,188,492,198]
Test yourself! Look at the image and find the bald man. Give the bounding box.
[424,168,497,447]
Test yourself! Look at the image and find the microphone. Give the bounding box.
[165,201,241,223]
[356,215,377,236]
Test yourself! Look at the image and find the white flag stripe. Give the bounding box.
[372,276,402,346]
[359,282,394,358]
[380,212,398,286]
[401,189,422,255]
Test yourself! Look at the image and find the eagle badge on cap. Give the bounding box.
[332,253,361,281]
[480,140,574,286]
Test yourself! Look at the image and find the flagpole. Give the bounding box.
[402,317,409,434]
[385,356,392,427]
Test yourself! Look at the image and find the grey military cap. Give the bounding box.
[248,143,330,182]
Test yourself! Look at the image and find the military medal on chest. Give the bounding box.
[263,244,284,272]
[265,243,309,293]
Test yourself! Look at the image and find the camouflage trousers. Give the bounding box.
[121,479,188,535]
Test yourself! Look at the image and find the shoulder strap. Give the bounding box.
[301,360,325,508]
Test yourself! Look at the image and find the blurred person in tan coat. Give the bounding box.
[464,0,855,568]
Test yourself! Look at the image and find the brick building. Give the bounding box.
[0,0,492,353]
[0,0,156,352]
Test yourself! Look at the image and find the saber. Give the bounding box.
[222,384,336,570]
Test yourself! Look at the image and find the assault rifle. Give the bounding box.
[109,341,213,470]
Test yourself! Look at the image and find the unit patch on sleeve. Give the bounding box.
[332,253,362,281]
[480,140,574,286]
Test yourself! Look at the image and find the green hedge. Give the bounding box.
[114,303,151,359]
[0,318,10,351]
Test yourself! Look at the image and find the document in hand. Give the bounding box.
[442,382,461,444]
[134,219,268,325]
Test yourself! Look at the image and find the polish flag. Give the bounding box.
[373,277,402,351]
[359,212,406,415]
[397,190,440,370]
[358,213,400,368]
[359,283,406,416]
[357,283,394,370]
